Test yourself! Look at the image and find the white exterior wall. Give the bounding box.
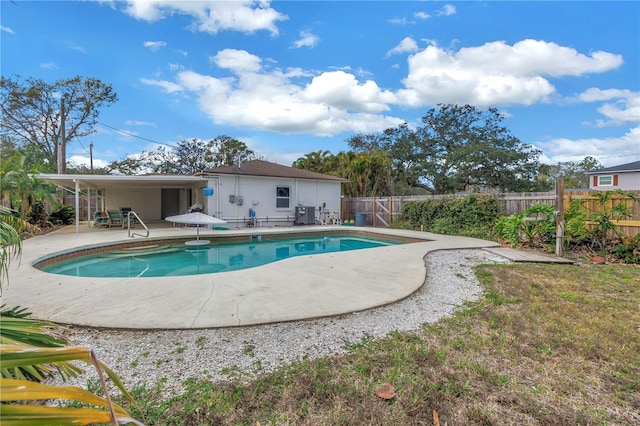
[590,172,640,191]
[205,175,341,228]
[104,188,162,220]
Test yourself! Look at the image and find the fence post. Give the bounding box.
[555,178,565,257]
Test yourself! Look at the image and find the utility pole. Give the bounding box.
[57,96,66,174]
[90,142,94,172]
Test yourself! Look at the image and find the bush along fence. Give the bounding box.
[340,190,640,239]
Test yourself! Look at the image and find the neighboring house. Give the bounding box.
[39,160,345,231]
[198,160,346,228]
[586,160,640,191]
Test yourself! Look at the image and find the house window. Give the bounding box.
[276,186,290,208]
[598,175,613,186]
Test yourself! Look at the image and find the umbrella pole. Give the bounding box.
[197,225,200,240]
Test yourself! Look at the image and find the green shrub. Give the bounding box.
[494,203,555,248]
[47,204,74,225]
[400,195,498,239]
[613,235,640,264]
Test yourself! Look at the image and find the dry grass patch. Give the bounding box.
[125,263,640,425]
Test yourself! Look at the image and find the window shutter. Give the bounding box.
[593,176,598,186]
[613,175,618,186]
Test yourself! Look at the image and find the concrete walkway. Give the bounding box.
[2,225,500,329]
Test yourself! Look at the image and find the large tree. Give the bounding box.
[211,135,256,167]
[348,104,542,194]
[112,136,256,175]
[0,75,117,174]
[539,156,602,189]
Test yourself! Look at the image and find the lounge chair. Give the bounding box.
[93,211,110,228]
[120,207,137,227]
[107,210,123,228]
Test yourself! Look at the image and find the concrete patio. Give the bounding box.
[2,224,501,329]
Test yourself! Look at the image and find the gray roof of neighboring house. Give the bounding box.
[586,160,640,174]
[200,159,347,182]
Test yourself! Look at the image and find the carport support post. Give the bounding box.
[74,179,80,234]
[555,178,565,257]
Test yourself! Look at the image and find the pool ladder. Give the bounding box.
[126,211,149,238]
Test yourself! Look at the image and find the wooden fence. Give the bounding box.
[341,190,640,237]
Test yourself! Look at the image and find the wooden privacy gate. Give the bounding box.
[341,196,400,227]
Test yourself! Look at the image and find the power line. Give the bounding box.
[96,121,176,148]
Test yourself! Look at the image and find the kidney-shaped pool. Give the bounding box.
[37,234,409,278]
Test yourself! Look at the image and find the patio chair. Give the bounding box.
[120,207,138,227]
[107,210,123,228]
[93,211,110,228]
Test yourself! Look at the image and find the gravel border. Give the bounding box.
[54,249,508,395]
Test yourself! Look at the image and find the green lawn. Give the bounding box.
[122,263,640,425]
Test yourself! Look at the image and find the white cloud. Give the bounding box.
[211,49,262,74]
[386,37,419,57]
[438,4,456,16]
[144,39,627,140]
[125,120,157,127]
[536,126,640,166]
[292,30,320,49]
[414,12,430,20]
[1,25,15,34]
[140,77,183,93]
[302,71,396,113]
[121,0,287,35]
[573,88,640,127]
[65,42,86,53]
[172,50,404,137]
[575,87,634,102]
[398,39,623,107]
[144,41,167,51]
[68,155,109,169]
[40,62,59,69]
[388,17,410,26]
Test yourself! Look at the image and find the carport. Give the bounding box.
[38,174,208,233]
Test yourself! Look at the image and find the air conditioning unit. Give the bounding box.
[294,206,316,225]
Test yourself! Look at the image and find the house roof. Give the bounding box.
[200,159,347,182]
[586,160,640,174]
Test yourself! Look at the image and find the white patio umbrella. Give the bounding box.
[164,212,228,245]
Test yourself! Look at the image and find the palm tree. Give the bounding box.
[1,154,55,220]
[0,206,22,289]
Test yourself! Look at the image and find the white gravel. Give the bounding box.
[55,249,508,396]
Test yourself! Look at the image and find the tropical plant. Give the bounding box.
[494,203,555,248]
[48,204,75,225]
[494,213,526,246]
[1,345,143,425]
[0,206,23,289]
[613,235,640,264]
[588,189,638,252]
[0,207,143,425]
[0,308,82,381]
[0,154,55,220]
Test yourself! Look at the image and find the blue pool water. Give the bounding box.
[40,235,405,278]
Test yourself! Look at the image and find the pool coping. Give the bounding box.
[2,226,499,329]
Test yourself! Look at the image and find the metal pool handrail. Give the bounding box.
[127,211,149,238]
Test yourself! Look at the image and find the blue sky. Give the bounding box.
[2,1,639,170]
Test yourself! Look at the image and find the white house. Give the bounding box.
[586,160,640,191]
[39,160,345,231]
[197,160,345,227]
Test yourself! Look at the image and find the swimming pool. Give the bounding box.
[39,234,406,278]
